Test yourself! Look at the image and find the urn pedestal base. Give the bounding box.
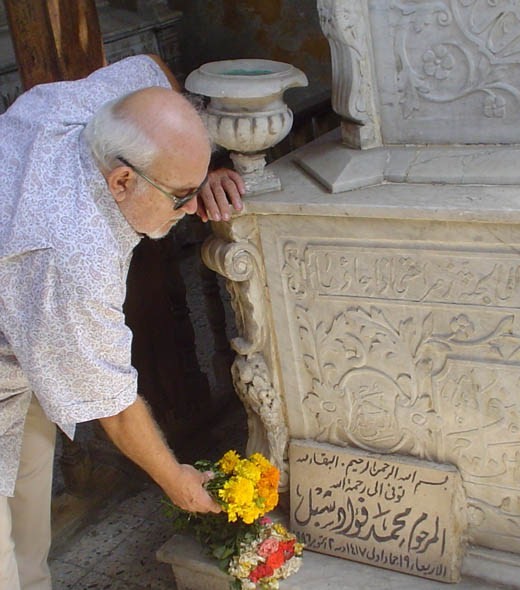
[230,151,282,196]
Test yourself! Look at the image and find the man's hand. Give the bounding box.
[165,464,221,513]
[99,396,221,515]
[197,168,245,222]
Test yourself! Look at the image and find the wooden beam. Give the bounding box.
[4,0,105,90]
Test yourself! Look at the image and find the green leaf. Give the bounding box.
[212,545,236,561]
[193,459,216,472]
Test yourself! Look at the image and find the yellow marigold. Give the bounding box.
[234,459,261,483]
[218,450,241,475]
[226,507,238,523]
[261,490,278,513]
[219,475,255,507]
[257,466,279,503]
[249,453,273,471]
[273,523,287,536]
[240,504,262,524]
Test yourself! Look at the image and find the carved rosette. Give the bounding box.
[317,0,382,148]
[202,234,289,489]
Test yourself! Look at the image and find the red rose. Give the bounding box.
[249,563,274,583]
[266,548,286,570]
[280,539,295,558]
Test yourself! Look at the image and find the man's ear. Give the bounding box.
[107,166,133,202]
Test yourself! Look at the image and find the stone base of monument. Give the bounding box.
[294,128,520,194]
[156,532,517,590]
[157,534,231,590]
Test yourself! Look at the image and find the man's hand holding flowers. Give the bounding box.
[165,450,303,589]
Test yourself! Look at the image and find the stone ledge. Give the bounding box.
[235,151,520,224]
[463,546,520,589]
[157,534,231,590]
[157,533,515,590]
[293,128,520,193]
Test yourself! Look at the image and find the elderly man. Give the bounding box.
[0,54,244,590]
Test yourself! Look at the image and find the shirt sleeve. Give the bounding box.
[0,249,138,425]
[6,55,172,128]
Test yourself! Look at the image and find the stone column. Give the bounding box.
[317,0,382,148]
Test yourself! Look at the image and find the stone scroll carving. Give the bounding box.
[317,0,382,148]
[231,353,289,490]
[280,238,520,554]
[202,234,266,356]
[202,234,289,489]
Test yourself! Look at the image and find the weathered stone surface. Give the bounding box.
[289,440,467,582]
[157,530,510,590]
[295,129,520,193]
[370,0,520,145]
[157,534,231,590]
[318,0,520,146]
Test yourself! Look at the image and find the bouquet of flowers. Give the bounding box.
[227,515,303,589]
[165,450,303,589]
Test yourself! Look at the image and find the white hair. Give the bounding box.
[83,92,159,171]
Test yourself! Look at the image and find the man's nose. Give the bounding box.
[180,195,199,215]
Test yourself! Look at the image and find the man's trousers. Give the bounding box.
[0,395,56,590]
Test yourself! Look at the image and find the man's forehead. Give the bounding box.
[154,155,209,190]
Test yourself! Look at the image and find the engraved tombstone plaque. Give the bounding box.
[290,440,467,582]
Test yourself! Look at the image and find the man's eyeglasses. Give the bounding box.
[118,156,207,210]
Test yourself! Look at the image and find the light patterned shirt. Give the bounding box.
[0,55,171,496]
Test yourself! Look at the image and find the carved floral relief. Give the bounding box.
[391,0,520,122]
[281,238,520,552]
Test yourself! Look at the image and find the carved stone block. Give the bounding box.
[378,0,520,144]
[290,440,467,582]
[318,0,520,146]
[251,210,520,559]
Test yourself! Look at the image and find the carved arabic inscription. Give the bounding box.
[290,441,467,582]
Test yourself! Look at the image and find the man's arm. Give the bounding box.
[98,395,220,513]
